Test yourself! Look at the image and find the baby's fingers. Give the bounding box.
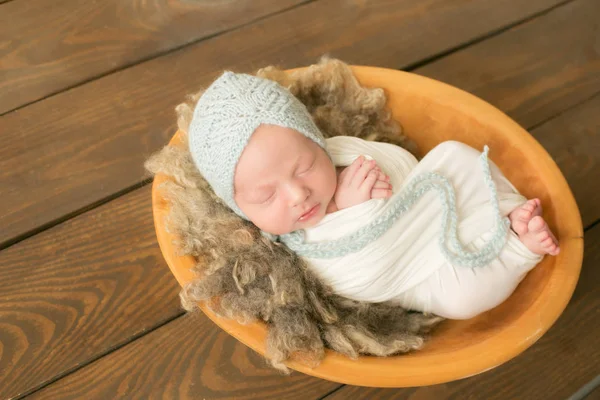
[371,188,393,199]
[340,156,366,186]
[360,169,379,192]
[372,164,390,182]
[379,171,390,182]
[372,180,392,190]
[354,159,378,185]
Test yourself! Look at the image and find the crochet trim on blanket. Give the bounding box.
[277,146,511,267]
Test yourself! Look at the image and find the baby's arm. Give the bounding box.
[332,156,392,211]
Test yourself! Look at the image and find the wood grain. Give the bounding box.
[586,384,600,400]
[416,0,600,130]
[0,185,182,399]
[0,0,303,114]
[530,93,600,227]
[26,312,341,400]
[0,0,580,248]
[324,224,600,399]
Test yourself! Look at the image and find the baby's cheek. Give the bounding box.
[270,203,295,235]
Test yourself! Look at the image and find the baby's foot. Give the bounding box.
[509,199,560,256]
[509,199,541,236]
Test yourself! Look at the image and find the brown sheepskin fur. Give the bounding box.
[145,57,443,373]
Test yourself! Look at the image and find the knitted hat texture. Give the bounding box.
[188,71,326,218]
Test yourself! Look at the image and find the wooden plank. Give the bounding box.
[0,0,577,248]
[568,375,600,400]
[0,0,304,114]
[583,383,600,400]
[0,186,182,399]
[324,223,600,400]
[416,0,600,129]
[25,313,341,400]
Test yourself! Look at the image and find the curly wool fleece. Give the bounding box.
[145,57,443,372]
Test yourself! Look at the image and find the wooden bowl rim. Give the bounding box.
[151,65,583,387]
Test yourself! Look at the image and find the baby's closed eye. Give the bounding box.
[297,157,316,175]
[245,190,275,205]
[260,193,276,204]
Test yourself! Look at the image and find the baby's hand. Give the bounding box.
[334,156,392,210]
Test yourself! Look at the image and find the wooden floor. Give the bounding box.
[1,0,599,399]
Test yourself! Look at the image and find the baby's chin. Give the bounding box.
[259,214,325,236]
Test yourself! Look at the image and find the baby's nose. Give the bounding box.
[284,181,310,206]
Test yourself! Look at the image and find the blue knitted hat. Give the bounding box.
[188,71,327,219]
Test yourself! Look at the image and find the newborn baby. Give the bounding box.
[188,71,560,320]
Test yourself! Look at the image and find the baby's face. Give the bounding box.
[234,124,337,235]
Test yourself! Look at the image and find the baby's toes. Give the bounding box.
[545,240,560,255]
[522,200,536,214]
[510,207,532,236]
[528,215,546,233]
[521,207,533,220]
[537,229,550,241]
[541,237,554,247]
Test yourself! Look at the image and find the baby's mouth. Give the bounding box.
[298,204,320,222]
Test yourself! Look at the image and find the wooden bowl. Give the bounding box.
[151,66,583,387]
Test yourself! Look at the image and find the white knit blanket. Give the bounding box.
[302,136,543,319]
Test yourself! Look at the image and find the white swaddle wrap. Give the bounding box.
[302,136,543,319]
